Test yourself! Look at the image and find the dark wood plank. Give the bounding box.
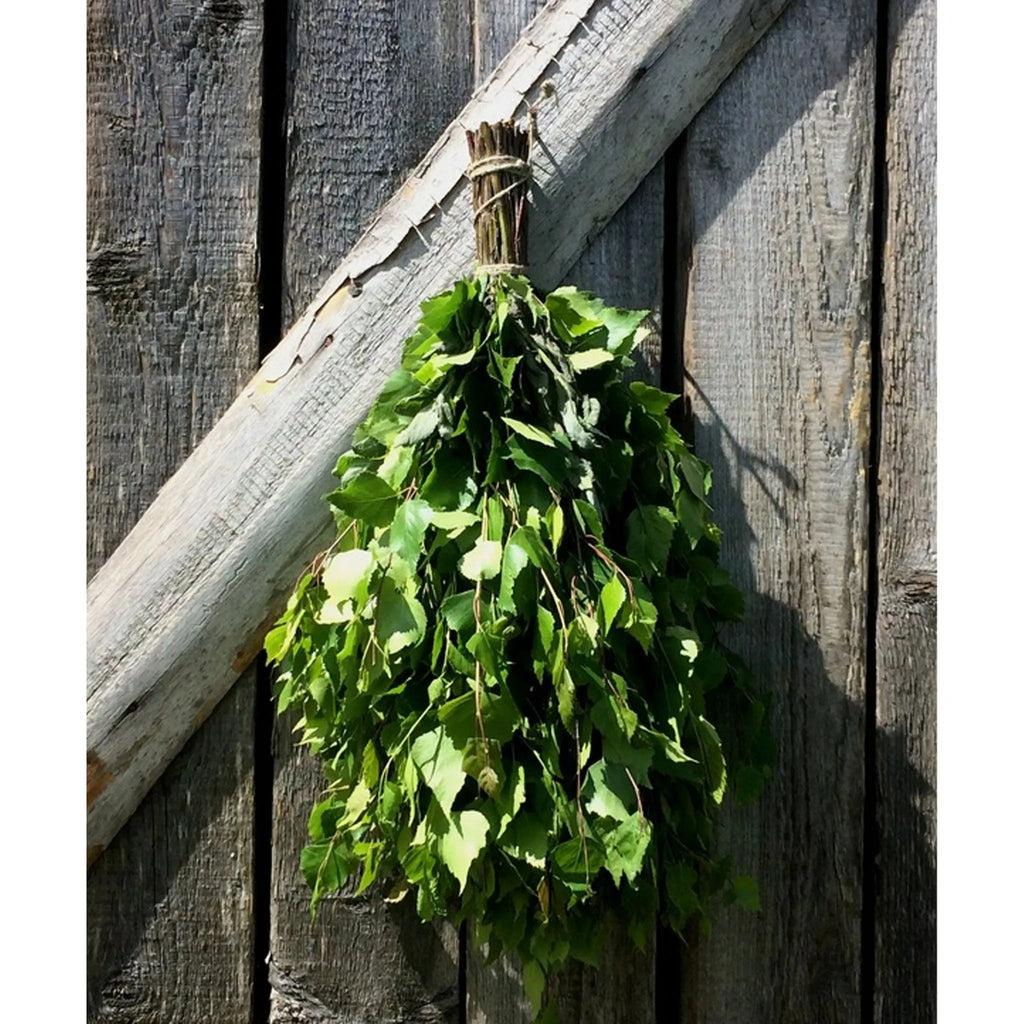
[874,0,936,1020]
[268,2,473,1019]
[86,0,263,1017]
[87,679,257,1022]
[87,0,263,578]
[278,0,476,328]
[675,0,877,1019]
[467,4,662,1021]
[472,0,544,81]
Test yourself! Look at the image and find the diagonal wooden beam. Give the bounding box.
[86,0,792,863]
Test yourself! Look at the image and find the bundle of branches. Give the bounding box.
[266,120,773,1021]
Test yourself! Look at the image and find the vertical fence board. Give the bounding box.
[268,3,473,1020]
[466,3,660,1022]
[86,0,263,1018]
[87,0,263,578]
[874,0,936,1020]
[86,680,257,1022]
[676,0,876,1020]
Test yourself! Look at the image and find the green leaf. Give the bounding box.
[624,592,659,651]
[590,691,638,743]
[695,715,727,803]
[321,548,374,605]
[301,839,351,915]
[522,961,546,1017]
[388,499,432,563]
[551,643,575,727]
[666,625,701,662]
[438,688,522,747]
[674,490,712,550]
[665,862,701,923]
[546,502,564,554]
[598,575,627,632]
[490,351,521,388]
[421,446,477,509]
[582,759,636,822]
[601,813,651,885]
[499,813,548,868]
[461,736,503,784]
[629,380,678,416]
[546,287,646,354]
[264,623,289,663]
[550,835,605,888]
[467,630,503,680]
[439,809,491,892]
[507,524,556,575]
[729,875,761,911]
[376,577,427,654]
[572,498,604,541]
[642,726,700,779]
[430,509,479,535]
[502,416,557,448]
[459,538,503,581]
[626,505,676,575]
[410,727,466,815]
[506,435,565,490]
[394,398,442,446]
[535,604,555,653]
[441,590,477,635]
[568,347,615,371]
[498,529,532,613]
[327,472,398,527]
[379,444,415,490]
[676,448,712,501]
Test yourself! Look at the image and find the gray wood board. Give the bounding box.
[466,3,660,1020]
[86,0,263,1017]
[676,0,877,1018]
[268,2,472,1020]
[874,0,936,1019]
[87,673,257,1022]
[87,0,263,579]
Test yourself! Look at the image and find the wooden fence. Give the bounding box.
[86,0,935,1021]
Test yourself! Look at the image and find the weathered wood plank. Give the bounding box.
[466,4,660,1021]
[676,0,876,1019]
[86,0,264,1018]
[279,0,475,329]
[268,2,472,1020]
[87,679,257,1022]
[86,0,794,863]
[874,0,936,1019]
[472,0,545,82]
[87,0,263,579]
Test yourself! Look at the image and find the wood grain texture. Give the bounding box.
[874,0,936,1019]
[87,0,263,579]
[86,0,263,1017]
[280,0,475,327]
[87,675,256,1022]
[676,0,877,1019]
[87,0,794,862]
[268,2,472,1021]
[472,0,544,81]
[466,4,661,1020]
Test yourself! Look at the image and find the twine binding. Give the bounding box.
[467,123,531,275]
[468,155,531,226]
[475,261,528,275]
